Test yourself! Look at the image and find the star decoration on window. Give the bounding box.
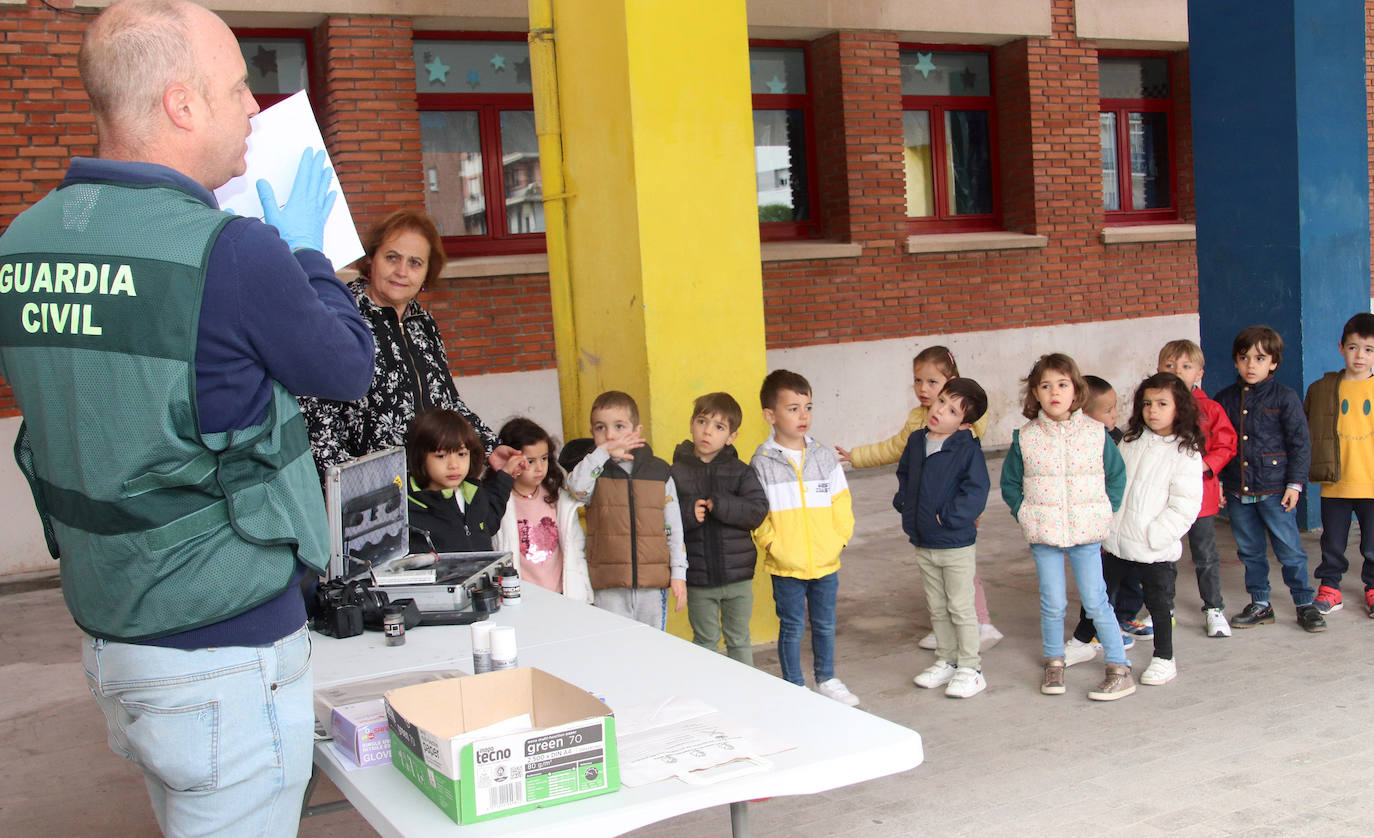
[250,45,278,77]
[466,69,481,89]
[513,57,531,87]
[912,52,936,78]
[425,55,450,84]
[491,54,507,72]
[765,76,786,94]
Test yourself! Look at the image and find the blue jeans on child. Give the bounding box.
[771,572,838,686]
[1030,542,1128,665]
[82,625,315,837]
[1225,492,1314,606]
[1317,497,1374,591]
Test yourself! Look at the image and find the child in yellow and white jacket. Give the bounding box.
[751,370,857,706]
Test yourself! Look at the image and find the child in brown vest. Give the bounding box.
[560,391,687,627]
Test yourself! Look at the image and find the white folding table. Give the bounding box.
[308,585,923,836]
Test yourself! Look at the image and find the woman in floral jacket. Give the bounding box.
[299,210,496,478]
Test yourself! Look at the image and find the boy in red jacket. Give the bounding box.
[1159,340,1239,637]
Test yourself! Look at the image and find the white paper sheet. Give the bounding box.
[213,90,364,272]
[617,711,793,787]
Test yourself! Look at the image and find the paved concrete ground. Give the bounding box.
[3,458,1373,836]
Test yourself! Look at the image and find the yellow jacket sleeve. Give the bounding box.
[848,407,927,469]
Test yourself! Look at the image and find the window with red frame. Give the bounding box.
[1099,54,1175,222]
[901,47,999,233]
[235,30,313,109]
[414,35,544,256]
[750,44,818,240]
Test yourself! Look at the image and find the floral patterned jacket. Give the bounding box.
[298,278,496,478]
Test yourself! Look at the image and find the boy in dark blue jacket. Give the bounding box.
[895,378,991,698]
[1214,325,1324,633]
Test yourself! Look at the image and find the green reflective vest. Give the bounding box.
[0,177,329,641]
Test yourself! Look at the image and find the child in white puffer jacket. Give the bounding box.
[1103,372,1205,687]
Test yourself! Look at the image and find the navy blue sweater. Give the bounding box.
[60,159,375,649]
[893,428,990,549]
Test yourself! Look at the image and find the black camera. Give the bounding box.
[311,578,425,638]
[312,579,382,638]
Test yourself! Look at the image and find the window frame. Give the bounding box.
[899,43,1002,234]
[233,28,318,112]
[1099,49,1178,225]
[415,31,546,257]
[750,40,821,242]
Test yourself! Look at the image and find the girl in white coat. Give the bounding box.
[492,418,592,603]
[1104,373,1205,686]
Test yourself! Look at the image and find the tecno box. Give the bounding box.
[384,669,619,824]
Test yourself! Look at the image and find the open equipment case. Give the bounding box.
[323,447,513,617]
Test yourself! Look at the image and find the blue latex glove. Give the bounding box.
[256,148,338,253]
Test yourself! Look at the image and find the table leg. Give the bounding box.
[301,764,355,818]
[730,801,750,838]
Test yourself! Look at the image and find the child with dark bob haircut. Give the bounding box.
[405,408,525,554]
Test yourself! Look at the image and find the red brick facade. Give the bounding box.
[2,0,1354,416]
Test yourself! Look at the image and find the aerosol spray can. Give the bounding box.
[471,622,493,674]
[490,626,518,670]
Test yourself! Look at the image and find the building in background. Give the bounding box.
[0,0,1345,574]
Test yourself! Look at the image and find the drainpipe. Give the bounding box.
[528,0,580,441]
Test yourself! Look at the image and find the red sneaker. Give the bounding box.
[1364,588,1374,619]
[1314,585,1343,615]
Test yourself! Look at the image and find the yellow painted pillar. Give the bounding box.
[536,0,775,641]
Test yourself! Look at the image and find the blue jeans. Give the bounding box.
[1226,493,1314,606]
[82,625,315,837]
[1030,543,1128,665]
[771,572,838,686]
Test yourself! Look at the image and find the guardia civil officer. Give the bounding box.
[0,1,374,833]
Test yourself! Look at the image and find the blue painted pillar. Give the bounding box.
[1189,0,1370,528]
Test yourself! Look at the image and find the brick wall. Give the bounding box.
[0,0,1307,414]
[0,1,94,415]
[759,0,1198,350]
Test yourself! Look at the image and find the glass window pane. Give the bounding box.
[903,111,935,218]
[414,41,532,93]
[749,47,807,95]
[1129,112,1171,209]
[500,111,544,235]
[1100,112,1120,210]
[239,38,308,96]
[900,51,990,96]
[753,109,809,223]
[944,111,993,216]
[420,112,486,236]
[1099,57,1169,99]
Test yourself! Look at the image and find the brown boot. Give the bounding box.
[1040,657,1066,695]
[1088,662,1135,701]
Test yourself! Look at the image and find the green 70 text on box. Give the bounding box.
[385,668,619,824]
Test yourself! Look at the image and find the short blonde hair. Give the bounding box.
[1158,339,1204,368]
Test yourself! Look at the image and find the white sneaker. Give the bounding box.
[1064,638,1098,667]
[979,623,1004,649]
[1205,607,1232,638]
[817,677,860,707]
[912,660,957,689]
[1140,656,1177,686]
[944,667,987,698]
[918,631,937,650]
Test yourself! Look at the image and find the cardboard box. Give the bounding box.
[385,668,619,824]
[331,700,391,768]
